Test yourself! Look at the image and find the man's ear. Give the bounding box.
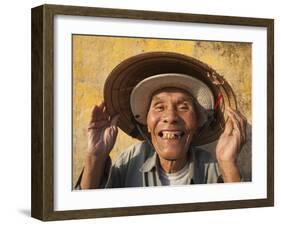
[146,115,151,133]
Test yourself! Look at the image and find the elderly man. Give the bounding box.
[79,71,247,189]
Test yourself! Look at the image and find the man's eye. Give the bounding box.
[155,105,164,111]
[178,105,190,110]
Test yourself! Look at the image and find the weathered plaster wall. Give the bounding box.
[72,35,252,186]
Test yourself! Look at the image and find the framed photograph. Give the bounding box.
[31,4,274,221]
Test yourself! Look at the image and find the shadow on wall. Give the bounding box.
[199,123,252,182]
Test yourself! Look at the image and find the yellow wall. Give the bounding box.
[72,35,252,186]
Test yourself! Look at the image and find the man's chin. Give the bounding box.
[152,137,192,159]
[160,155,182,161]
[156,147,187,160]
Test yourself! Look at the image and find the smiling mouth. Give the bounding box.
[158,131,185,140]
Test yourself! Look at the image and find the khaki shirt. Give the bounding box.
[104,141,223,188]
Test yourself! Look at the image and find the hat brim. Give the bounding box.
[104,51,237,145]
[130,73,214,127]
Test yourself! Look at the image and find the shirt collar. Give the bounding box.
[139,147,158,173]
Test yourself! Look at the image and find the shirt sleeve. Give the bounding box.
[104,149,132,188]
[206,161,223,183]
[208,160,244,183]
[192,147,223,184]
[74,157,112,190]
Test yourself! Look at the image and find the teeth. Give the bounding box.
[162,131,182,140]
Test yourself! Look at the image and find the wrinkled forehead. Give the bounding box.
[150,87,195,103]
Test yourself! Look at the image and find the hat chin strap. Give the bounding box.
[193,109,216,143]
[135,122,155,149]
[130,116,155,150]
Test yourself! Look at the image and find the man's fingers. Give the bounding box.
[102,103,110,119]
[90,101,109,122]
[224,118,233,135]
[89,115,119,129]
[88,120,110,130]
[98,101,108,119]
[228,108,247,127]
[90,105,99,122]
[236,110,247,139]
[110,114,120,126]
[109,125,118,137]
[98,101,105,109]
[228,108,247,142]
[95,101,107,121]
[227,108,247,144]
[229,113,241,134]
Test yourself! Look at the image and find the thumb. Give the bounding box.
[224,110,234,135]
[110,114,120,127]
[224,120,233,135]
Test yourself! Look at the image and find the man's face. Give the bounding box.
[146,88,198,161]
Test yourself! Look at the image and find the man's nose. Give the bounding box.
[162,108,179,124]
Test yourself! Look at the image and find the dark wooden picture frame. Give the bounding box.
[31,4,274,221]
